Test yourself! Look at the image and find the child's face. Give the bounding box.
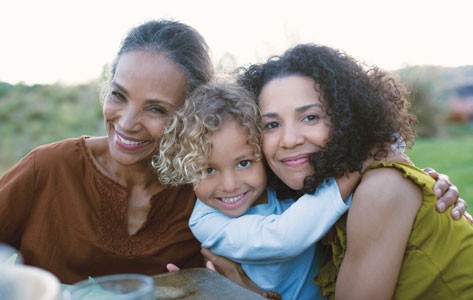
[259,75,332,191]
[194,117,267,217]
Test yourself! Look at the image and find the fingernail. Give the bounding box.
[435,188,442,197]
[437,202,445,211]
[453,211,460,219]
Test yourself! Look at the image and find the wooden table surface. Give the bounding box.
[152,268,266,299]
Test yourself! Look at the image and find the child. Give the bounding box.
[153,81,359,300]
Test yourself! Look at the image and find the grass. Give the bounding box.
[406,129,473,212]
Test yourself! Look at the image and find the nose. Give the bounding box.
[221,170,240,193]
[118,106,141,131]
[280,122,303,149]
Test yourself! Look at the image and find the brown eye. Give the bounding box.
[264,121,279,130]
[237,160,252,168]
[303,114,320,122]
[148,106,167,115]
[110,91,125,101]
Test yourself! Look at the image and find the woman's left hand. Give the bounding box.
[201,248,282,300]
[200,248,261,293]
[425,168,472,224]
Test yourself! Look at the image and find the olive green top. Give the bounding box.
[315,162,473,299]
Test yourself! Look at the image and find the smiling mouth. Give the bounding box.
[219,192,246,204]
[116,134,147,145]
[281,155,310,167]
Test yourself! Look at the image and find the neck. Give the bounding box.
[86,136,162,189]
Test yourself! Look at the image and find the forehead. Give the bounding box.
[210,117,247,143]
[259,75,322,112]
[209,118,252,152]
[114,50,188,105]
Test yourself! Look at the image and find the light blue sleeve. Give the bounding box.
[189,178,350,263]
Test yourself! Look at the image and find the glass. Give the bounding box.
[64,274,155,300]
[0,242,23,265]
[0,265,60,300]
[0,243,24,299]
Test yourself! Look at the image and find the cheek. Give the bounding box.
[102,101,114,120]
[193,181,212,202]
[321,123,332,143]
[261,134,277,158]
[149,118,169,141]
[102,100,124,127]
[253,164,267,189]
[306,124,331,148]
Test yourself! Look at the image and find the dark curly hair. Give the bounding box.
[237,44,416,199]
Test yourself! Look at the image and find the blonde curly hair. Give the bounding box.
[152,80,262,186]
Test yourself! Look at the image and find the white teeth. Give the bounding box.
[117,134,145,145]
[221,194,244,204]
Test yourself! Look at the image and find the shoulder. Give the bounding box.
[34,137,85,157]
[336,166,423,299]
[32,137,92,172]
[348,166,422,237]
[354,166,422,210]
[84,136,107,153]
[1,137,89,188]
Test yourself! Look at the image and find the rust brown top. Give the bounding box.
[0,136,203,283]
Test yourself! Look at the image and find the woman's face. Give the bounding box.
[259,75,332,190]
[103,50,187,166]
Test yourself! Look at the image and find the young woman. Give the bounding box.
[236,43,473,299]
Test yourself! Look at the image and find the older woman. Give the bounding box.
[0,19,213,283]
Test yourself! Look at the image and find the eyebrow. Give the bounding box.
[234,151,256,161]
[261,103,323,118]
[111,81,176,107]
[111,81,128,94]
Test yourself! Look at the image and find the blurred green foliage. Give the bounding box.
[1,64,472,195]
[406,124,473,211]
[397,65,473,137]
[0,81,105,174]
[397,66,445,137]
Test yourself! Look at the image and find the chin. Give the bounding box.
[280,177,305,191]
[288,184,304,191]
[273,166,313,192]
[228,211,246,218]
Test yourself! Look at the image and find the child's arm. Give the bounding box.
[336,171,361,201]
[189,177,352,263]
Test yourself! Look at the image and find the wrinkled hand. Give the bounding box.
[201,248,281,300]
[424,168,472,224]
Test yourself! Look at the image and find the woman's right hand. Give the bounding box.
[166,263,181,272]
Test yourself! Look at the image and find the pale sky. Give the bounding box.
[1,0,471,85]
